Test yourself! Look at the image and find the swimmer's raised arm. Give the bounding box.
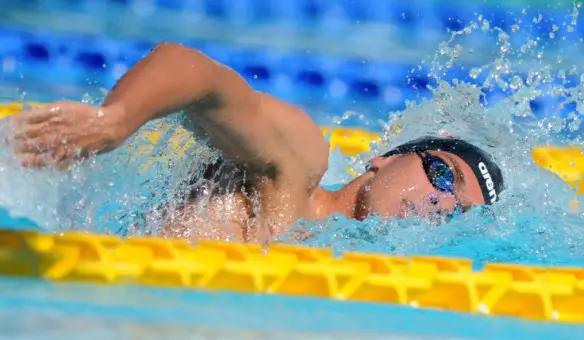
[101,42,254,140]
[9,42,329,187]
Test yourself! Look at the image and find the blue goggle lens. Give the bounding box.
[429,159,455,193]
[419,153,455,194]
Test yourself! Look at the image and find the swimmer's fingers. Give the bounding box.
[19,146,78,169]
[12,105,60,125]
[19,153,53,168]
[13,135,62,154]
[11,121,54,142]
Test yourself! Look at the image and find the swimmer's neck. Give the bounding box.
[310,171,375,221]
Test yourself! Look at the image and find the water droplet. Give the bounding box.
[81,93,93,104]
[342,111,356,120]
[533,14,543,24]
[470,68,482,79]
[510,76,524,90]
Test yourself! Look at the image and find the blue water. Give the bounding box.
[1,277,584,340]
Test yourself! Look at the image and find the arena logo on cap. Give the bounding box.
[478,162,497,203]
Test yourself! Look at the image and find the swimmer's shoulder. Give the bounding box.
[257,92,329,190]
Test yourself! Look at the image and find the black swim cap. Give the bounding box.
[381,136,504,205]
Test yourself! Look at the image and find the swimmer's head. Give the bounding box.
[351,136,505,221]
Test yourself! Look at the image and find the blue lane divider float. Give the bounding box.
[0,28,438,111]
[11,0,576,35]
[0,25,580,120]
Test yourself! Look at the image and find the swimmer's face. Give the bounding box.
[354,151,485,221]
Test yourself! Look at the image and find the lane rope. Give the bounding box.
[0,229,583,323]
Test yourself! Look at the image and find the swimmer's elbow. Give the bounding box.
[150,42,228,80]
[151,42,205,59]
[148,41,255,110]
[152,41,172,51]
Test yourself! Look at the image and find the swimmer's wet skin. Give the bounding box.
[5,42,505,243]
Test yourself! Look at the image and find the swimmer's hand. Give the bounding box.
[7,101,128,168]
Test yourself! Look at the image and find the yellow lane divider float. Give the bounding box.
[1,102,582,194]
[0,229,584,323]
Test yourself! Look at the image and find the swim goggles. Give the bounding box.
[416,151,465,220]
[415,151,455,194]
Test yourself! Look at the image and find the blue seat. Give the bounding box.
[227,48,275,83]
[301,0,326,21]
[24,42,50,62]
[20,31,61,64]
[278,53,330,89]
[69,37,110,72]
[335,59,382,100]
[204,0,226,18]
[75,51,108,71]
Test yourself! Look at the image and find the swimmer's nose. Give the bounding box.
[366,156,386,173]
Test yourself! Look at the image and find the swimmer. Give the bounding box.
[6,42,505,242]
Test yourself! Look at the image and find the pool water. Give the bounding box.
[1,276,584,340]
